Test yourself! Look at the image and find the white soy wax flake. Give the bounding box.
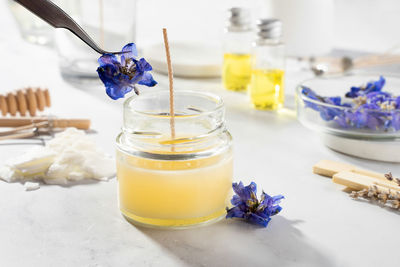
[24,182,40,191]
[0,128,116,186]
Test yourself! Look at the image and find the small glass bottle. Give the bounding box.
[222,7,253,91]
[248,19,285,110]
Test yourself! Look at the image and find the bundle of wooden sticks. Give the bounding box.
[0,88,91,140]
[313,160,400,208]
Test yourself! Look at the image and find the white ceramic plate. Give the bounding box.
[321,134,400,163]
[143,42,222,78]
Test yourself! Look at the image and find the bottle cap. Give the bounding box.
[227,7,251,32]
[256,19,282,39]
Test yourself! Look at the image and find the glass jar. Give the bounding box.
[116,91,233,228]
[8,0,54,46]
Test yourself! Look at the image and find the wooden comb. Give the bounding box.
[0,87,51,117]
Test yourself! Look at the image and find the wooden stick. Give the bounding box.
[0,117,91,130]
[0,131,35,141]
[162,28,176,143]
[332,171,400,194]
[0,121,47,136]
[313,159,391,183]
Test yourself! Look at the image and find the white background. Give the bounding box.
[137,0,400,53]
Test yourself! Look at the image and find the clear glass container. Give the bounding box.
[116,91,233,228]
[296,74,400,139]
[296,74,400,163]
[8,0,54,46]
[54,0,136,83]
[248,19,285,110]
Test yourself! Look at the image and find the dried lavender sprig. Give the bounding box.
[384,172,400,186]
[350,186,400,210]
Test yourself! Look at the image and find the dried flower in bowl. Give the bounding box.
[301,76,400,131]
[97,43,157,100]
[226,181,284,227]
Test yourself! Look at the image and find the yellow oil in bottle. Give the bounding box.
[248,69,285,110]
[222,53,251,91]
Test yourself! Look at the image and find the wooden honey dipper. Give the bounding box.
[0,87,51,117]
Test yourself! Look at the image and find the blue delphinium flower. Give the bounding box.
[392,111,400,130]
[226,181,284,228]
[302,86,347,121]
[97,43,157,100]
[301,76,400,131]
[345,76,385,98]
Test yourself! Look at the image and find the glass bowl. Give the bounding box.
[295,74,400,162]
[296,74,400,140]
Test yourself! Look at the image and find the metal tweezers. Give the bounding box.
[0,121,52,141]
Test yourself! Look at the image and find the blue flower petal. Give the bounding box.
[97,43,157,99]
[247,213,271,227]
[97,65,133,100]
[232,181,257,201]
[227,181,283,228]
[138,72,157,87]
[226,206,245,219]
[395,96,400,109]
[121,43,138,58]
[137,58,153,72]
[345,76,386,98]
[231,195,242,206]
[302,76,400,131]
[106,85,133,100]
[392,112,400,130]
[98,54,119,67]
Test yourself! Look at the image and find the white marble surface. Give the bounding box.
[1,2,400,267]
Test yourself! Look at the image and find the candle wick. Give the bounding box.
[162,28,176,147]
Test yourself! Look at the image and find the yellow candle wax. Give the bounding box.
[117,149,233,227]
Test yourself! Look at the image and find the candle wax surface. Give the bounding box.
[117,144,233,228]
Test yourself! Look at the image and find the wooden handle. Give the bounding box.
[52,119,91,130]
[0,117,91,130]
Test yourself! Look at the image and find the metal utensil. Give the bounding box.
[14,0,124,55]
[309,54,400,76]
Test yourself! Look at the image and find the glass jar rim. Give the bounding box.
[123,90,225,118]
[118,89,231,160]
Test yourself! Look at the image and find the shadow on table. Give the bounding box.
[138,216,333,267]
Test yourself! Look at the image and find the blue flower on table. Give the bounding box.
[97,43,157,100]
[226,181,284,228]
